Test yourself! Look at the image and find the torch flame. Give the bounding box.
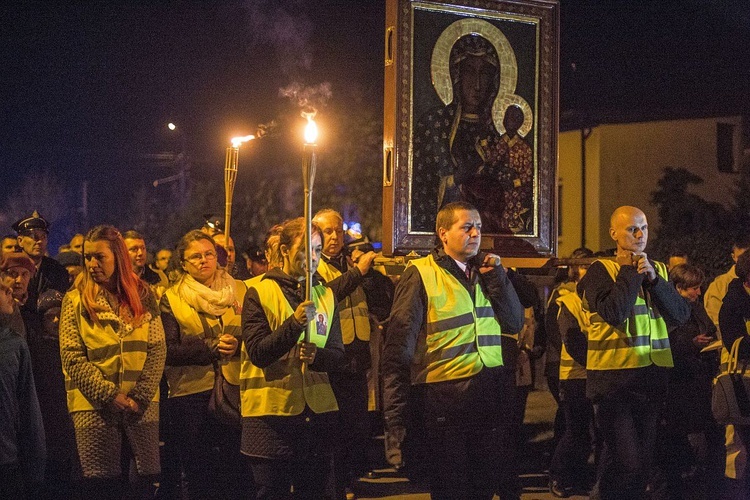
[303,112,318,145]
[231,135,255,148]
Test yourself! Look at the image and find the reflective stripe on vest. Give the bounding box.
[164,279,246,397]
[63,290,152,412]
[317,259,371,343]
[585,259,673,370]
[410,255,503,385]
[239,279,338,417]
[556,289,588,380]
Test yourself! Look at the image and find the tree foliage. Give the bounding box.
[650,166,744,280]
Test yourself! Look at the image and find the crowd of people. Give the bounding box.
[1,203,749,500]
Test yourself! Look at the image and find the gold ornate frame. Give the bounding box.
[382,0,559,258]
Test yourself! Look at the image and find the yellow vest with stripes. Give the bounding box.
[556,289,588,380]
[317,259,371,344]
[585,259,673,370]
[240,279,338,417]
[164,279,246,397]
[410,255,503,384]
[64,290,155,412]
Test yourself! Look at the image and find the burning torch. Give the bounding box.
[302,112,318,343]
[224,135,254,242]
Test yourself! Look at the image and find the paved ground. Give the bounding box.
[351,389,591,500]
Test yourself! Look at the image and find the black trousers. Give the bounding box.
[331,370,370,497]
[423,425,499,500]
[249,455,331,500]
[594,391,661,500]
[550,379,593,488]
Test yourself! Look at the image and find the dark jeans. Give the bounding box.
[249,455,330,500]
[594,391,661,500]
[424,425,499,500]
[550,379,594,489]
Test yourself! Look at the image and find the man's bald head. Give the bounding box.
[609,206,648,254]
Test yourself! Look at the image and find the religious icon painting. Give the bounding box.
[316,312,328,337]
[382,0,559,259]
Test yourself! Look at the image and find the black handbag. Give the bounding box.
[712,337,750,426]
[208,360,241,429]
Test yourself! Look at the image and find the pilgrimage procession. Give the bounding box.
[3,1,750,500]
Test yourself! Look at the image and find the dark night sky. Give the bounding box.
[1,0,748,237]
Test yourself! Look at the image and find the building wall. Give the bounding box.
[558,116,742,257]
[557,127,603,256]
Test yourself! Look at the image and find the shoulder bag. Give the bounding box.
[712,336,750,425]
[208,360,241,429]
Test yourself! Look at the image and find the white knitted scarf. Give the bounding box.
[177,270,236,316]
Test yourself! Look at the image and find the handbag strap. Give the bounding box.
[728,337,743,373]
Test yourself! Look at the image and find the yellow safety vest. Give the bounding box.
[585,259,673,370]
[164,279,246,397]
[239,279,338,417]
[410,255,503,384]
[556,289,588,380]
[317,258,371,344]
[244,274,263,288]
[63,290,154,412]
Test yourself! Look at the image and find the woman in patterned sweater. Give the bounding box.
[59,225,165,499]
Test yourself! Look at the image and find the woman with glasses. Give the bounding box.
[160,230,249,499]
[240,217,344,499]
[59,225,165,499]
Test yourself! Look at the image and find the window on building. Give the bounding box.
[717,123,737,173]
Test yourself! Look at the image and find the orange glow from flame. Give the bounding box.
[231,135,255,148]
[303,113,318,144]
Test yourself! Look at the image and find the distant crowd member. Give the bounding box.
[547,247,594,498]
[12,211,73,499]
[666,248,689,271]
[68,233,84,254]
[1,235,18,255]
[59,225,165,499]
[54,251,83,286]
[382,202,524,500]
[215,232,249,279]
[243,245,268,279]
[705,234,750,336]
[0,252,35,308]
[160,230,249,499]
[578,206,689,500]
[313,208,379,499]
[658,263,723,498]
[719,250,750,496]
[123,231,168,294]
[0,281,46,500]
[0,253,34,339]
[152,248,172,273]
[201,214,224,237]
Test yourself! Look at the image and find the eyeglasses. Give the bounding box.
[184,251,217,265]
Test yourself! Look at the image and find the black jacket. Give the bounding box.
[242,268,344,373]
[381,250,525,431]
[720,278,750,359]
[577,259,690,401]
